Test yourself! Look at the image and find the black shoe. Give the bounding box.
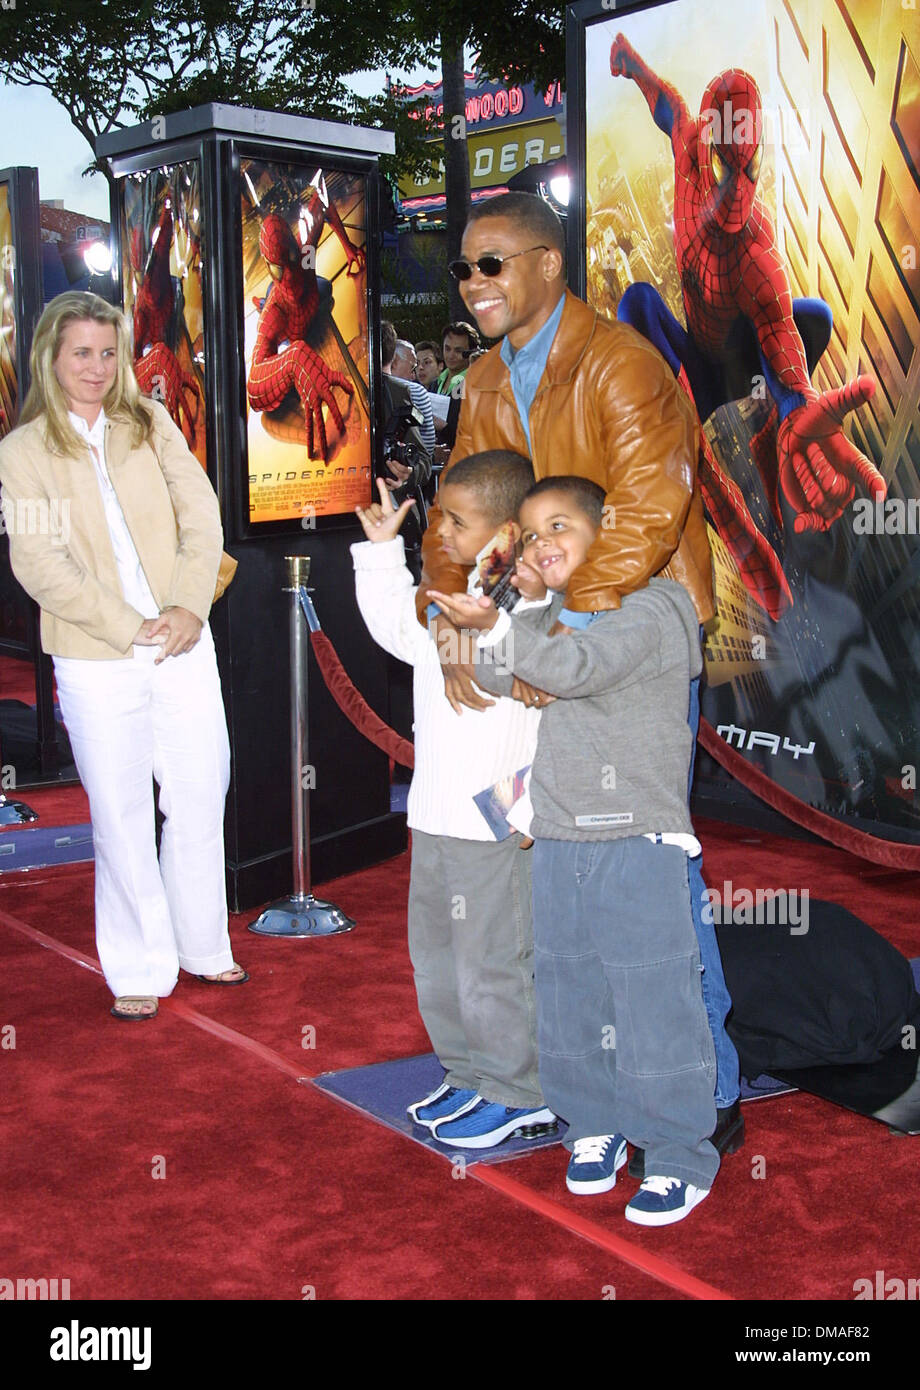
[627,1099,745,1179]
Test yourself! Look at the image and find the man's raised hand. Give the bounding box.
[355,476,415,542]
[429,589,500,631]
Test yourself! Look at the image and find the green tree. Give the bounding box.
[0,0,432,188]
[388,2,565,318]
[0,0,566,276]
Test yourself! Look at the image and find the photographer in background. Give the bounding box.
[381,320,433,580]
[379,320,433,748]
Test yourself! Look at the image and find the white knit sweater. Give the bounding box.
[352,536,543,840]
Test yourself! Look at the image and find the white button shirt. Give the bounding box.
[68,409,159,620]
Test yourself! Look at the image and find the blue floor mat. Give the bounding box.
[312,1051,796,1166]
[0,822,93,872]
[312,1053,565,1165]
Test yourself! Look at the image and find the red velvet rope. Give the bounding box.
[309,629,415,768]
[308,621,917,865]
[698,717,920,870]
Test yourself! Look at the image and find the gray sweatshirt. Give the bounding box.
[476,577,702,842]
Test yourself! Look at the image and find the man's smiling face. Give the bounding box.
[458,215,564,350]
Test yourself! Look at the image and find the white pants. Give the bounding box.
[53,627,233,998]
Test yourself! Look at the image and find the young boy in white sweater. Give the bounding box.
[352,452,555,1148]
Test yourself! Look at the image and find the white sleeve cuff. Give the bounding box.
[477,608,512,648]
[512,593,553,613]
[350,536,407,570]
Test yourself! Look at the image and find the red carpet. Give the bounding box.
[0,655,39,705]
[1,816,919,1312]
[1,778,89,826]
[0,653,86,823]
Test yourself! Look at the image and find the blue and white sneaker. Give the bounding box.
[565,1134,628,1194]
[407,1084,479,1129]
[430,1100,557,1149]
[625,1175,710,1226]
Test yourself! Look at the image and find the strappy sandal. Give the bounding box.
[194,964,249,985]
[110,996,158,1021]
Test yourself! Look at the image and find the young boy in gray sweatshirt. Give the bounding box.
[430,475,719,1226]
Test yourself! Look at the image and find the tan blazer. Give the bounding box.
[0,400,224,660]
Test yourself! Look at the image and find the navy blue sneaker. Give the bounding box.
[431,1100,556,1149]
[625,1175,710,1226]
[407,1084,479,1128]
[565,1134,628,1194]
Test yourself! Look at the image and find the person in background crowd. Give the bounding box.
[380,320,432,501]
[434,321,481,456]
[415,341,442,390]
[389,337,436,457]
[0,291,246,1022]
[437,321,481,397]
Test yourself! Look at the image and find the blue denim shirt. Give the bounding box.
[499,293,565,451]
[498,297,597,627]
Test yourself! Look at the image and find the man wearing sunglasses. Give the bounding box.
[415,190,742,1172]
[417,191,712,646]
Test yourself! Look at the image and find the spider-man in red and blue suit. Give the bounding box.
[247,182,364,462]
[609,34,886,619]
[132,201,201,448]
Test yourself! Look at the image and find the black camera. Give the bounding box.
[383,400,429,509]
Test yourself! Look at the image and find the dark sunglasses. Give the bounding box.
[448,245,549,282]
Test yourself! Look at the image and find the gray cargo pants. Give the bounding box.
[408,829,544,1109]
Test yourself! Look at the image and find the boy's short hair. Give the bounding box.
[523,475,607,527]
[442,451,535,525]
[415,339,440,358]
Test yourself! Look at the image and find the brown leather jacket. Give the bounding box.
[417,289,714,623]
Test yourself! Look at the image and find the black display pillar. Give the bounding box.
[0,165,65,784]
[97,105,406,910]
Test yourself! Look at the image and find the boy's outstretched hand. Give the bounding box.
[355,477,415,542]
[429,589,500,631]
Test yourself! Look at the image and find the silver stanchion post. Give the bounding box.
[248,555,356,938]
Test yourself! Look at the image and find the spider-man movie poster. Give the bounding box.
[240,158,370,523]
[582,0,920,844]
[122,163,206,469]
[0,184,17,442]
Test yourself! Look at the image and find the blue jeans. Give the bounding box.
[532,836,720,1189]
[689,673,741,1107]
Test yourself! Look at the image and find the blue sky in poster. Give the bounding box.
[584,2,774,99]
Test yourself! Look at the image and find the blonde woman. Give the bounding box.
[0,292,246,1019]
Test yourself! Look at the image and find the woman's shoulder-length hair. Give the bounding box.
[20,291,155,457]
